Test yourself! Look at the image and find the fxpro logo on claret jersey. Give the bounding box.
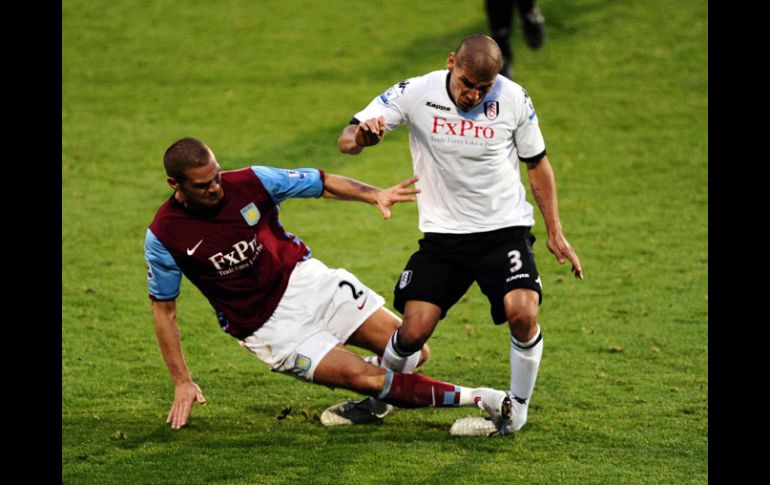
[431,117,495,139]
[208,234,263,276]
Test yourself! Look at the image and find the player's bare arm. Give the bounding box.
[338,116,387,154]
[322,173,420,220]
[152,300,207,429]
[525,156,583,279]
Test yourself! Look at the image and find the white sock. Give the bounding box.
[363,330,421,414]
[360,329,421,414]
[381,330,421,373]
[458,387,474,406]
[509,326,543,430]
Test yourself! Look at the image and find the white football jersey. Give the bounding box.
[353,70,546,234]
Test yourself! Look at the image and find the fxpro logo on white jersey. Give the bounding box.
[429,116,496,147]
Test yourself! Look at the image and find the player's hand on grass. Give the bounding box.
[355,116,387,147]
[376,175,420,220]
[167,381,206,429]
[547,233,583,280]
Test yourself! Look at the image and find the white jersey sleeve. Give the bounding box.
[352,77,422,131]
[511,87,546,161]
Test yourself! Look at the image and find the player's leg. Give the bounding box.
[334,306,430,423]
[503,287,541,431]
[391,240,474,370]
[311,344,511,429]
[312,262,426,422]
[384,300,441,371]
[346,306,430,371]
[485,0,516,78]
[516,0,545,49]
[475,227,543,432]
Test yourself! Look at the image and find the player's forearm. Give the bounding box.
[322,173,380,205]
[338,125,364,155]
[152,302,193,386]
[526,157,563,236]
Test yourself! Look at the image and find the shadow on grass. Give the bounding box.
[93,409,520,455]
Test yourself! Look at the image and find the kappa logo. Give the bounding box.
[240,202,260,226]
[145,261,154,281]
[287,170,306,179]
[506,273,530,283]
[399,270,413,289]
[484,100,499,120]
[397,80,410,93]
[426,101,451,111]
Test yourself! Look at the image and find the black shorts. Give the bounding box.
[393,226,542,325]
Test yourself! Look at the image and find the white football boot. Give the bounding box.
[450,389,514,436]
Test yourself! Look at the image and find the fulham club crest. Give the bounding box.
[399,270,413,289]
[484,100,499,120]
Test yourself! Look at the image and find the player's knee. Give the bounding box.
[506,308,538,340]
[396,325,429,353]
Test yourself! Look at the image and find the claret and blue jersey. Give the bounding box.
[144,166,325,339]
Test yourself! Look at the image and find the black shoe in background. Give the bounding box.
[521,5,545,49]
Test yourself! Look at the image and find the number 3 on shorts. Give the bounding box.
[508,250,523,273]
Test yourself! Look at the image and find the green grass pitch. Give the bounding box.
[62,0,707,483]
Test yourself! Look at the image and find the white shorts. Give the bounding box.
[240,258,385,381]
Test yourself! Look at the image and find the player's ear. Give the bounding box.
[167,177,180,190]
[447,52,456,71]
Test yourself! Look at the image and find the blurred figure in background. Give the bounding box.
[485,0,545,79]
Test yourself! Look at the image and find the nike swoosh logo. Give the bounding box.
[356,295,368,310]
[186,239,204,256]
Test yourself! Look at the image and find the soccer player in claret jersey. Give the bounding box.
[145,137,513,432]
[334,34,583,436]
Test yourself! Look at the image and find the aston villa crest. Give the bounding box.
[240,202,260,226]
[484,100,499,120]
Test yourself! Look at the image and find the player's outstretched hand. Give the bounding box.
[355,116,387,147]
[547,233,583,280]
[376,175,420,220]
[167,381,207,429]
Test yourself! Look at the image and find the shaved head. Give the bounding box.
[454,34,503,80]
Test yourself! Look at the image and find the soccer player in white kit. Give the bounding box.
[335,34,583,435]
